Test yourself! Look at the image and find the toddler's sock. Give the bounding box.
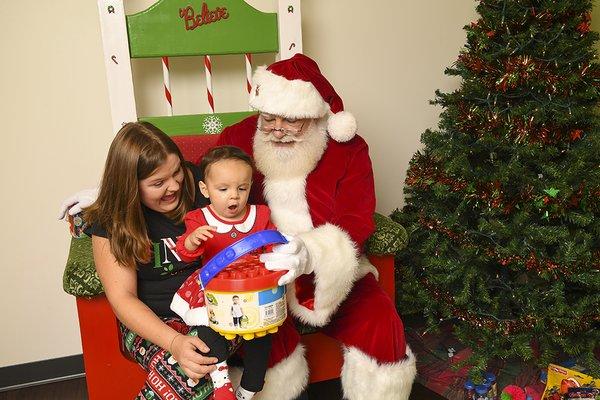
[235,386,256,400]
[209,361,235,400]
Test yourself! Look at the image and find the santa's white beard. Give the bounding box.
[253,118,328,179]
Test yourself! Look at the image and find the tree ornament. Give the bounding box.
[501,385,526,400]
[570,129,583,141]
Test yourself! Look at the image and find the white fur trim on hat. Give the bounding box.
[249,66,329,119]
[327,110,357,142]
[341,346,417,400]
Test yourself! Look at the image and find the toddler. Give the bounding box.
[171,146,276,400]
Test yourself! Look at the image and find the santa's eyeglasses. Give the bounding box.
[257,113,306,136]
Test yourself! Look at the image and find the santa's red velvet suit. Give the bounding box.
[215,54,416,400]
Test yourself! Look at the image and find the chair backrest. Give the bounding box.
[173,133,220,165]
[97,0,302,137]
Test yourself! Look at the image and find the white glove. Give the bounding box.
[57,188,99,219]
[260,236,312,286]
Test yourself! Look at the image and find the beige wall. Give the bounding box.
[1,0,485,367]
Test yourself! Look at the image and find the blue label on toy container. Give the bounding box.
[259,285,285,305]
[206,286,286,332]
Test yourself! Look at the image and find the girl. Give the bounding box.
[84,122,233,400]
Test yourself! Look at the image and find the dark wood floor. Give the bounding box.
[0,377,445,399]
[0,378,87,400]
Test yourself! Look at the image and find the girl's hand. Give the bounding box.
[169,334,218,382]
[184,225,217,251]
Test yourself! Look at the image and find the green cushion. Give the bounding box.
[365,212,408,255]
[62,234,104,296]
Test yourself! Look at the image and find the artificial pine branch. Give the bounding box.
[393,0,600,376]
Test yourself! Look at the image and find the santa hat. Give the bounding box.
[249,53,357,142]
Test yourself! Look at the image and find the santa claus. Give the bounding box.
[216,53,416,400]
[58,53,416,400]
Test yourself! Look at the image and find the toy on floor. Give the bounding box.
[541,364,598,400]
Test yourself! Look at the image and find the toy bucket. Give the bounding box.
[199,230,288,340]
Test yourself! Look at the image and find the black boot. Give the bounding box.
[292,389,309,400]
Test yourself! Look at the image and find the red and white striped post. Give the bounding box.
[204,55,215,113]
[161,56,173,116]
[245,53,253,94]
[245,53,253,111]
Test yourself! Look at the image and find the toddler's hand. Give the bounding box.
[184,225,216,251]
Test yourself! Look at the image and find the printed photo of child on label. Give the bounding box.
[231,295,244,328]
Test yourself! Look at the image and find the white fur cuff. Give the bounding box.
[341,346,417,400]
[170,293,191,321]
[287,223,359,327]
[184,307,209,327]
[244,344,308,400]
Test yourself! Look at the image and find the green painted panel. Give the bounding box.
[127,0,278,58]
[139,111,256,136]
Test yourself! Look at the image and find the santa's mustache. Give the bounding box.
[259,131,305,143]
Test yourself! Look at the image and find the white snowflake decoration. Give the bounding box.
[203,115,224,134]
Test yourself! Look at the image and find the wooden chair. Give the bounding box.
[74,1,398,398]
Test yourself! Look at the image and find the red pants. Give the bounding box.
[269,273,406,365]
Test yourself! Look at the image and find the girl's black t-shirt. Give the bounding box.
[88,162,209,318]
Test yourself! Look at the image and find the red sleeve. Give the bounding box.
[254,205,277,252]
[255,205,276,230]
[331,140,376,251]
[176,210,206,263]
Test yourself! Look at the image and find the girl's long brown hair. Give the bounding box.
[85,122,195,269]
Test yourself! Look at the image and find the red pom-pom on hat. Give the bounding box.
[249,53,357,142]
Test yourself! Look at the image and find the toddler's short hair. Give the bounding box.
[199,145,255,180]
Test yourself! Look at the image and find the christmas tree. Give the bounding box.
[393,0,600,375]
